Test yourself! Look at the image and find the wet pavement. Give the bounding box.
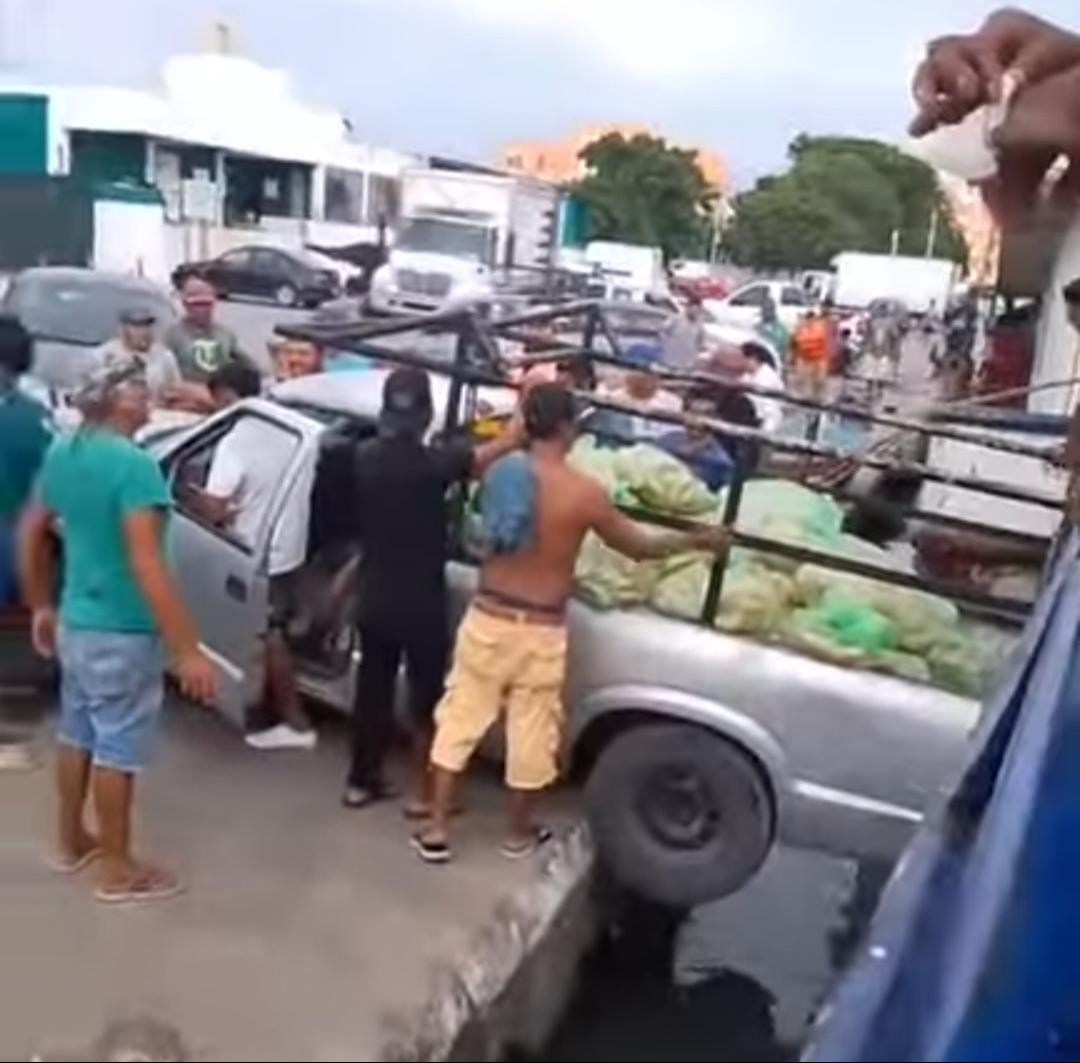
[523,850,890,1062]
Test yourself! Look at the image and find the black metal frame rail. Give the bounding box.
[281,300,1063,627]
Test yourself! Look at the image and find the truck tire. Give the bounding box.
[585,723,774,909]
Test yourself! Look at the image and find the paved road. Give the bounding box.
[3,705,571,1062]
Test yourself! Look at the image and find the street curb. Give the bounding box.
[379,824,598,1062]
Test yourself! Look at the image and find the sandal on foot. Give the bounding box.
[500,826,555,861]
[47,847,102,876]
[412,832,452,865]
[342,782,399,810]
[96,867,186,907]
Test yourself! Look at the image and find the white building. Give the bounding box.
[0,52,422,282]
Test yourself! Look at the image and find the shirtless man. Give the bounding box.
[416,384,728,863]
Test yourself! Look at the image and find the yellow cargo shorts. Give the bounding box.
[431,605,569,791]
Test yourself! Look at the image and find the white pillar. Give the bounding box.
[311,165,327,222]
[1031,213,1080,417]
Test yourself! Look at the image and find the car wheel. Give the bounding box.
[275,283,299,308]
[585,723,775,908]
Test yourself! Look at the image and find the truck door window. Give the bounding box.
[170,414,302,555]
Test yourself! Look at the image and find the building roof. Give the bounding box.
[1,54,420,176]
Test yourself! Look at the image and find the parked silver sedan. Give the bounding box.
[151,369,981,907]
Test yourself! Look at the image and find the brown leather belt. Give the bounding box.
[474,597,568,628]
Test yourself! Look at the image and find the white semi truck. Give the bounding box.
[369,168,562,315]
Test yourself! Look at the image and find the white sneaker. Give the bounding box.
[245,724,318,752]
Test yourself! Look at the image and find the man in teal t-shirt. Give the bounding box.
[40,429,172,633]
[0,316,51,609]
[21,365,215,904]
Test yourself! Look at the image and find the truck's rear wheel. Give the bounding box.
[585,723,774,908]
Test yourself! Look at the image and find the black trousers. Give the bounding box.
[348,618,449,789]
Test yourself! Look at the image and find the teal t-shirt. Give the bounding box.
[39,429,171,633]
[0,386,51,520]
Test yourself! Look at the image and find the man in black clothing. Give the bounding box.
[344,367,523,811]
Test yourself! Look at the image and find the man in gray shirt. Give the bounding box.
[94,307,183,405]
[165,276,245,384]
[662,294,707,371]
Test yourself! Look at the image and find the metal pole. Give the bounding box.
[446,325,469,436]
[702,457,746,624]
[582,304,599,353]
[927,208,940,259]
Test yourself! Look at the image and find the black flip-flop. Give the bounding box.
[412,833,452,865]
[500,826,555,861]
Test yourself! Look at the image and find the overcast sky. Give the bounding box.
[3,0,1078,184]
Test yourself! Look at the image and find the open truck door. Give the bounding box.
[162,404,319,728]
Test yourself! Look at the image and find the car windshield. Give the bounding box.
[397,218,491,262]
[4,273,174,346]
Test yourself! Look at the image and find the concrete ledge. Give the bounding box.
[380,826,598,1062]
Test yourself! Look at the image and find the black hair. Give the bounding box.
[1064,278,1080,305]
[843,471,922,545]
[208,361,262,399]
[714,386,760,429]
[524,383,577,441]
[556,355,597,391]
[741,341,774,367]
[684,383,719,411]
[0,314,33,377]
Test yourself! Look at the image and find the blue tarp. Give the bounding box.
[805,533,1080,1062]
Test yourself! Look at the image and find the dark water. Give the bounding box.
[507,851,890,1062]
[540,905,792,1062]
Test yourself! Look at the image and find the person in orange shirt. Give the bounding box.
[791,308,833,403]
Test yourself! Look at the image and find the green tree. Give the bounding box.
[724,135,967,272]
[572,133,716,262]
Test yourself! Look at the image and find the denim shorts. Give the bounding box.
[58,628,165,773]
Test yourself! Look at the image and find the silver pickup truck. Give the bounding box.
[152,369,983,908]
